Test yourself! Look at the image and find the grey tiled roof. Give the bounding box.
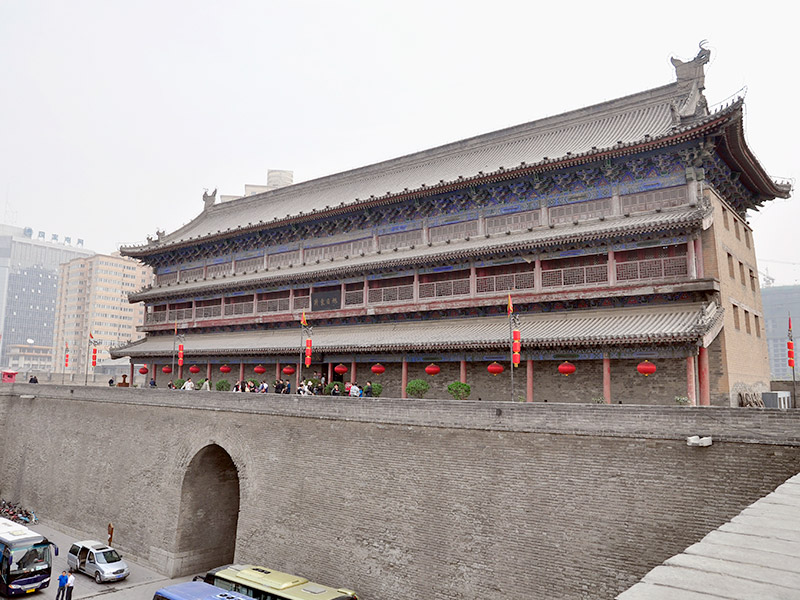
[618,472,800,599]
[129,204,706,302]
[113,302,716,358]
[127,81,711,252]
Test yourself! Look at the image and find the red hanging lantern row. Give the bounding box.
[219,364,232,374]
[487,362,504,376]
[558,361,576,376]
[253,364,267,375]
[334,363,348,375]
[789,341,795,368]
[189,364,201,374]
[637,360,657,377]
[305,339,312,368]
[162,365,172,374]
[139,366,148,375]
[178,343,184,367]
[371,363,386,375]
[425,363,440,376]
[512,329,521,367]
[91,347,97,367]
[282,365,296,376]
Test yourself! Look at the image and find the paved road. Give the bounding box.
[33,521,191,600]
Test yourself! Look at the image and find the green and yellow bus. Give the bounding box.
[199,564,358,600]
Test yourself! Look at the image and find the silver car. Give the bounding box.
[66,540,130,583]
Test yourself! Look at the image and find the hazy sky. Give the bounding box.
[1,1,798,283]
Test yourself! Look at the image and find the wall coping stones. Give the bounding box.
[3,383,800,446]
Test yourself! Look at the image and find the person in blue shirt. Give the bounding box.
[56,571,68,600]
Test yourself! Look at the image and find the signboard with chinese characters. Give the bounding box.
[311,288,341,311]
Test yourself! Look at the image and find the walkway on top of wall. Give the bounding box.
[618,472,800,599]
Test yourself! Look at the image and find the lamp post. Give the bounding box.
[84,337,100,386]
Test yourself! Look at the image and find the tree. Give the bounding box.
[406,379,429,398]
[447,381,471,401]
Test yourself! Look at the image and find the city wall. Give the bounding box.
[1,384,799,599]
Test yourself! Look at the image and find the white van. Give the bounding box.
[66,540,130,583]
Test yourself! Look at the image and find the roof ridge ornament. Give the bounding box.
[202,187,217,211]
[670,41,711,124]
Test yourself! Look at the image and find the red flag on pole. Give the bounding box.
[507,294,513,316]
[301,311,308,327]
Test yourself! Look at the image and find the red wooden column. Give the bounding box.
[694,238,704,278]
[206,362,212,383]
[603,356,611,404]
[698,347,710,406]
[401,357,408,399]
[351,360,357,383]
[239,362,245,384]
[296,363,301,389]
[178,364,184,380]
[275,362,281,382]
[687,237,697,278]
[327,362,333,384]
[460,360,467,384]
[686,356,697,406]
[151,363,156,385]
[526,359,533,402]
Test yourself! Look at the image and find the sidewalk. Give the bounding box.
[34,520,191,599]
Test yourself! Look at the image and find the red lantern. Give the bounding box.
[637,360,657,377]
[334,364,348,375]
[189,364,201,374]
[91,347,97,367]
[219,364,232,374]
[512,329,521,341]
[789,341,795,368]
[425,363,440,376]
[178,343,184,367]
[558,361,576,376]
[254,364,267,375]
[282,365,296,376]
[371,363,386,375]
[162,365,172,374]
[487,362,504,376]
[139,366,148,375]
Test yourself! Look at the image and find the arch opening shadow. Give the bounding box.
[174,444,240,576]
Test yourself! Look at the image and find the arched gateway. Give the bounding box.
[175,444,240,575]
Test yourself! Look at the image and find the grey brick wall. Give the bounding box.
[1,384,799,599]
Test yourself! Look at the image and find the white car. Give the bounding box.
[66,540,130,583]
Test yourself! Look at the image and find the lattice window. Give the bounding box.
[156,272,178,285]
[345,290,364,306]
[429,220,479,243]
[485,210,541,234]
[293,295,310,310]
[378,229,423,251]
[541,270,562,288]
[585,265,608,284]
[207,262,232,277]
[180,267,204,281]
[257,298,290,313]
[619,186,688,214]
[514,272,536,289]
[268,250,301,268]
[549,198,611,225]
[235,256,264,273]
[224,301,254,316]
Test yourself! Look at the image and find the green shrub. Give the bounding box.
[174,378,186,389]
[406,379,429,398]
[216,379,231,392]
[196,378,207,389]
[371,382,383,398]
[447,381,471,401]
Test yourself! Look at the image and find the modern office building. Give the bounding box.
[0,224,94,370]
[53,253,152,377]
[113,47,790,405]
[761,285,800,381]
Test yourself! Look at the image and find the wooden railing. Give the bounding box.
[367,285,413,304]
[616,257,688,282]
